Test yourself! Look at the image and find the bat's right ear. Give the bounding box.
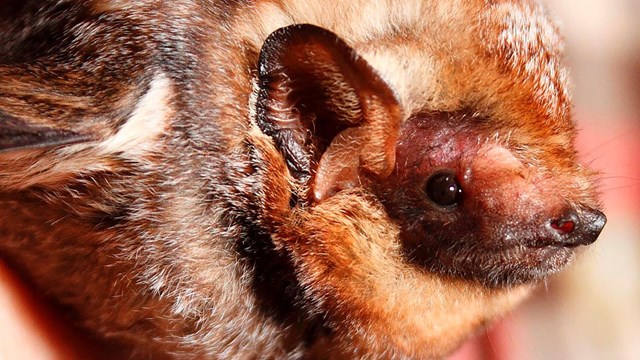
[255,24,402,204]
[0,112,93,153]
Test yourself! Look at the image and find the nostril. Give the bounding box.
[551,220,575,234]
[547,208,606,247]
[550,211,579,235]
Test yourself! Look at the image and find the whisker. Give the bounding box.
[600,184,640,193]
[484,327,498,358]
[595,175,640,181]
[579,130,640,157]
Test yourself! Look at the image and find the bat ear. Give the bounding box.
[256,24,401,203]
[0,113,93,153]
[0,65,101,154]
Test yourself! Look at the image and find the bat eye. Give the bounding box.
[425,170,463,208]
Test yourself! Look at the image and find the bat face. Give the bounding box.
[0,0,606,358]
[374,111,606,287]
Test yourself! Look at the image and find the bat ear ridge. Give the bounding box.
[255,24,401,204]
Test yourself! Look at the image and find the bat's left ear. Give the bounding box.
[256,24,401,203]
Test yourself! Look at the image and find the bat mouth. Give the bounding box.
[526,241,581,249]
[488,236,585,251]
[477,242,576,286]
[509,241,576,261]
[426,239,577,288]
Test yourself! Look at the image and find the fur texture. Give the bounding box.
[0,0,604,358]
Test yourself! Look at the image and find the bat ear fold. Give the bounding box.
[256,24,401,203]
[0,113,93,153]
[0,65,103,154]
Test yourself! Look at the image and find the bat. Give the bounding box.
[0,0,606,358]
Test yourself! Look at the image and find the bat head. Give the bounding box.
[254,6,606,290]
[251,6,606,353]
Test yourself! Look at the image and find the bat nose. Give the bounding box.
[548,209,606,247]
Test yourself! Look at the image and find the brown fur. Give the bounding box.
[0,1,604,358]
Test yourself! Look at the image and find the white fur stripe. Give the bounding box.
[99,73,173,157]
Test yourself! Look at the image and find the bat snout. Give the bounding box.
[545,208,606,247]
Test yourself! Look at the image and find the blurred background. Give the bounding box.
[454,0,640,359]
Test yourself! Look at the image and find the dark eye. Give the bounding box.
[425,170,463,207]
